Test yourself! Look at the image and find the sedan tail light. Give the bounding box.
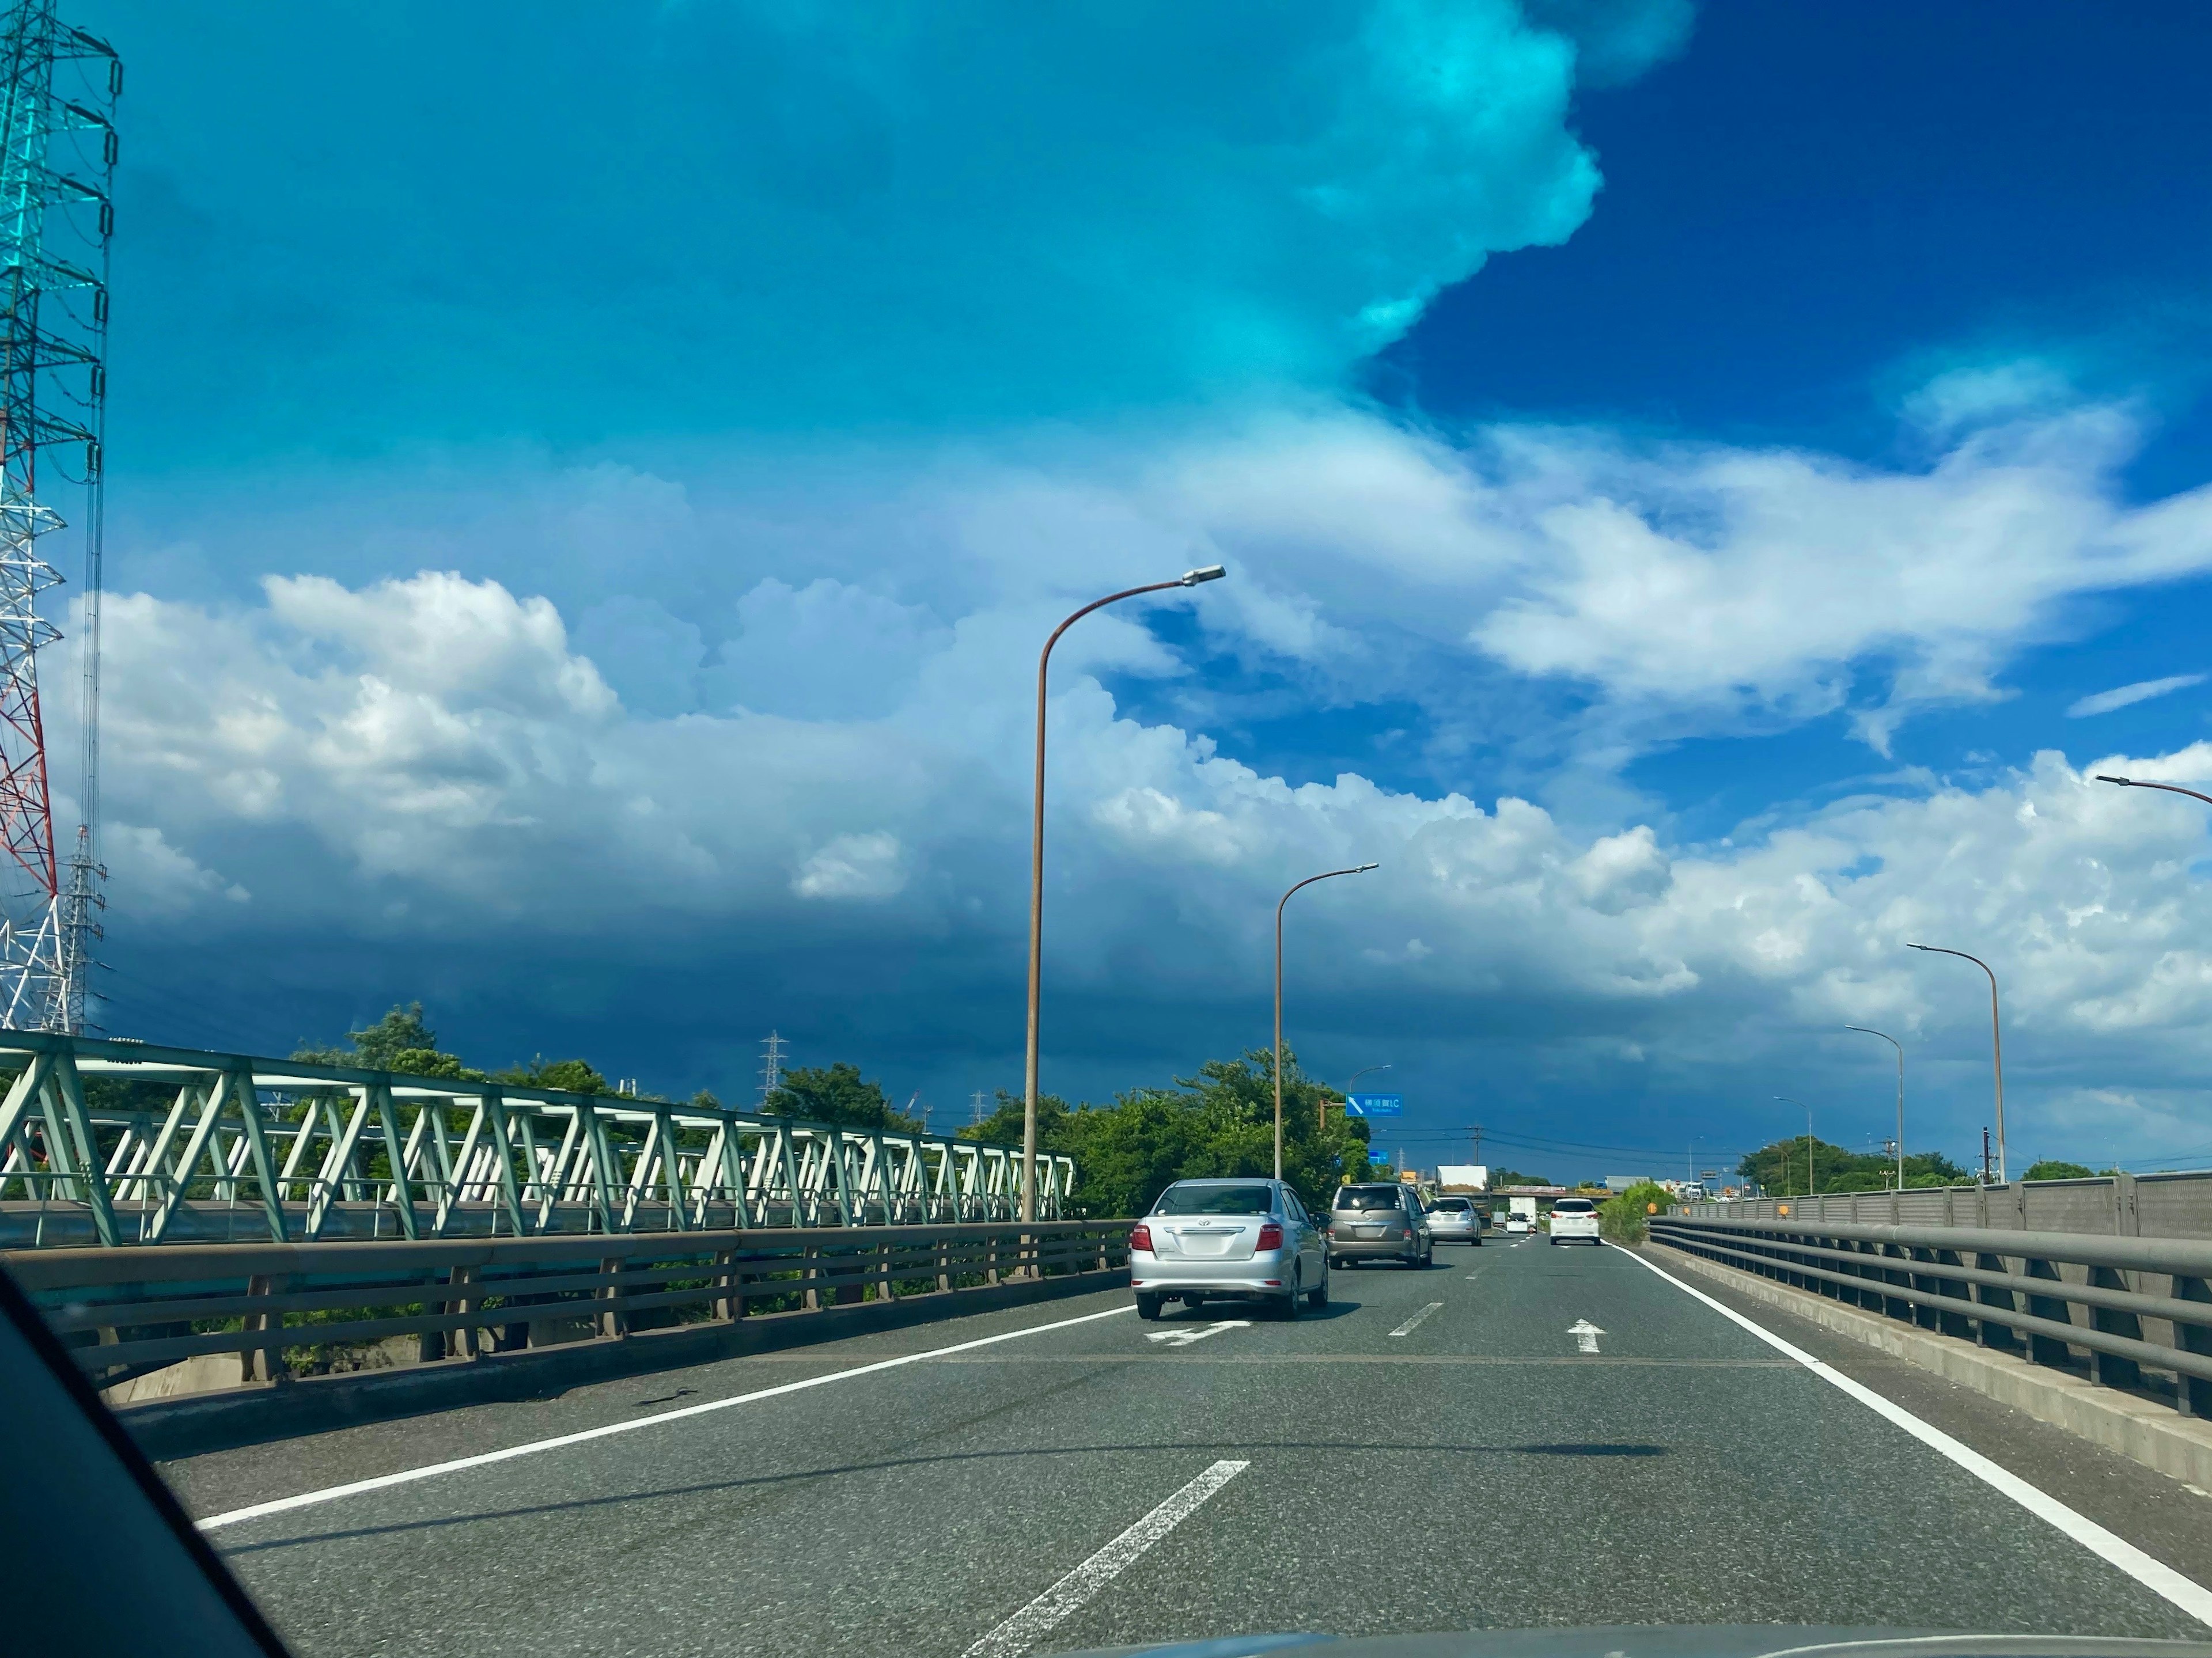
[1257,1221,1283,1251]
[1130,1223,1153,1252]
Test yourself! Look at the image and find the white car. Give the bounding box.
[1547,1196,1601,1245]
[1503,1215,1532,1235]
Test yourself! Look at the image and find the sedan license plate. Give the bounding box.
[1357,1226,1384,1239]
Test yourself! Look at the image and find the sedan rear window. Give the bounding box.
[1154,1183,1275,1215]
[1334,1186,1403,1211]
[1552,1199,1595,1213]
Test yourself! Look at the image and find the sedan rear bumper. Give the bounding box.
[1324,1233,1421,1260]
[1130,1251,1296,1297]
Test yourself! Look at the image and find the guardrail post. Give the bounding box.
[937,1232,952,1293]
[448,1265,482,1360]
[2089,1265,2145,1390]
[242,1273,289,1384]
[597,1255,627,1340]
[1931,1249,1974,1338]
[1974,1252,2023,1352]
[714,1247,742,1322]
[2023,1257,2074,1368]
[877,1237,896,1302]
[2176,1275,2212,1416]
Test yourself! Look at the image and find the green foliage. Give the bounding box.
[495,1056,613,1095]
[959,1050,1374,1219]
[765,1062,921,1132]
[2022,1160,2099,1182]
[293,1003,489,1081]
[1489,1168,1550,1189]
[1599,1180,1671,1244]
[1740,1137,1971,1196]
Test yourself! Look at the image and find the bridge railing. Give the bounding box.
[7,1219,1131,1393]
[1651,1212,2212,1416]
[0,1031,1075,1248]
[1677,1169,2212,1238]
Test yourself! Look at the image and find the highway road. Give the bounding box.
[161,1238,2212,1657]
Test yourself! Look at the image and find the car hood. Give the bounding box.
[1045,1628,2212,1658]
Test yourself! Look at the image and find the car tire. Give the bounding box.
[1136,1293,1164,1321]
[1281,1270,1304,1321]
[1306,1270,1328,1311]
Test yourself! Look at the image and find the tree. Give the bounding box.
[765,1063,921,1132]
[1489,1168,1550,1189]
[496,1056,613,1095]
[1740,1137,1971,1195]
[293,1003,488,1081]
[2023,1160,2097,1182]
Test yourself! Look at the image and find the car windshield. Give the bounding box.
[1334,1187,1403,1210]
[1153,1184,1274,1215]
[9,9,2193,1657]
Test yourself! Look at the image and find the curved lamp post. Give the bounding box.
[2096,775,2212,810]
[1275,863,1378,1180]
[1775,1095,1812,1197]
[1844,1025,1905,1192]
[1022,564,1227,1221]
[1333,1063,1391,1135]
[1908,943,2006,1185]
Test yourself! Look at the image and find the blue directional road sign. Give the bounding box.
[1345,1093,1403,1117]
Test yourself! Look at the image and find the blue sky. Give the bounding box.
[61,0,2212,1181]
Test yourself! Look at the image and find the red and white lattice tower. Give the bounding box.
[0,0,115,1031]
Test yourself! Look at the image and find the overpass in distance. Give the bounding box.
[145,1223,2212,1656]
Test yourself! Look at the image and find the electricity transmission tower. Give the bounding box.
[0,2,117,1033]
[759,1030,787,1101]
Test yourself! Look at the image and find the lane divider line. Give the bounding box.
[1390,1302,1444,1337]
[1616,1243,2212,1627]
[198,1301,1138,1534]
[960,1459,1249,1658]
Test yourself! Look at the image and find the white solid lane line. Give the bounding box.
[1618,1245,2212,1628]
[961,1459,1249,1658]
[198,1301,1137,1534]
[1390,1302,1444,1337]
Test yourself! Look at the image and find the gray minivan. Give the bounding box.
[1326,1182,1434,1268]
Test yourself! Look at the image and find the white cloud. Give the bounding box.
[793,833,908,901]
[2066,673,2206,718]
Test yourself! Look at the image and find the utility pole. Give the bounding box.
[1983,1126,1993,1185]
[971,1089,989,1128]
[759,1031,787,1103]
[1471,1124,1482,1169]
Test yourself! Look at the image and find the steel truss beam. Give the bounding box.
[0,1031,1074,1247]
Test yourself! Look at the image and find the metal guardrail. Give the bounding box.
[1679,1170,2212,1240]
[7,1219,1131,1390]
[1652,1213,2212,1415]
[0,1031,1075,1247]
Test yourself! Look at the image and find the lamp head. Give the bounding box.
[1354,862,1380,872]
[1180,564,1228,586]
[2095,775,2134,787]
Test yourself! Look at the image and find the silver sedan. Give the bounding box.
[1425,1196,1484,1245]
[1129,1178,1330,1321]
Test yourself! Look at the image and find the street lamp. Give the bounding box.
[2096,775,2212,810]
[1775,1095,1812,1196]
[1333,1063,1391,1135]
[1907,943,2006,1185]
[1843,1025,1904,1192]
[1275,863,1378,1180]
[1021,564,1228,1223]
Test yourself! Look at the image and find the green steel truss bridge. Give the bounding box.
[0,1031,1073,1248]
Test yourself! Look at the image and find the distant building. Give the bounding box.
[1438,1164,1487,1191]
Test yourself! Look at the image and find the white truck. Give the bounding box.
[1506,1194,1537,1234]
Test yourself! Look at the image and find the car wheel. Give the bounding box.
[1306,1269,1328,1311]
[1136,1293,1164,1321]
[1472,1235,1483,1247]
[1281,1269,1304,1321]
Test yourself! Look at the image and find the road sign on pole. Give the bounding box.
[1346,1094,1403,1117]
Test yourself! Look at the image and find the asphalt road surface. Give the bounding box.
[158,1236,2212,1657]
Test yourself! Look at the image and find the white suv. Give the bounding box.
[1548,1197,1601,1245]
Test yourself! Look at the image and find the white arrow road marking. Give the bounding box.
[1568,1318,1605,1353]
[961,1459,1251,1658]
[1391,1302,1445,1337]
[1144,1319,1249,1347]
